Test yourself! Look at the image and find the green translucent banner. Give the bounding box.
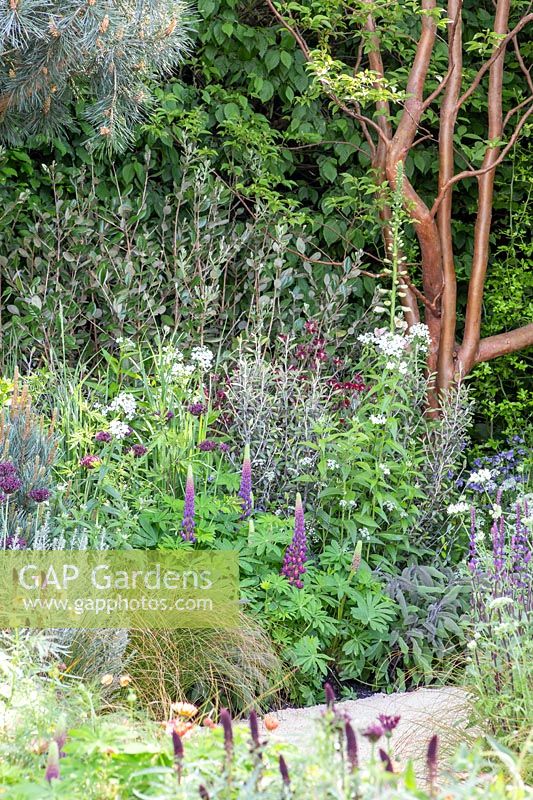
[0,551,239,629]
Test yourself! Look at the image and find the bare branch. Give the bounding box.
[431,101,533,216]
[512,35,533,94]
[456,13,533,112]
[476,323,533,363]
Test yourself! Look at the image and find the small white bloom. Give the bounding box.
[467,468,493,485]
[466,640,477,651]
[447,501,470,515]
[379,463,391,476]
[190,346,214,372]
[489,504,502,520]
[108,419,131,439]
[369,413,387,425]
[107,392,137,420]
[327,459,340,470]
[339,499,348,508]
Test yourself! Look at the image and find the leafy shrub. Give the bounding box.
[382,566,469,690]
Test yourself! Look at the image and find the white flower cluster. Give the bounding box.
[379,463,391,476]
[489,504,502,520]
[105,392,137,420]
[108,419,131,439]
[300,456,314,468]
[190,346,214,372]
[447,501,470,515]
[339,499,357,509]
[358,527,371,541]
[358,328,407,359]
[370,413,387,425]
[467,468,493,485]
[327,459,341,470]
[407,323,431,349]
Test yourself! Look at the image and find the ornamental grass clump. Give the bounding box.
[281,492,308,588]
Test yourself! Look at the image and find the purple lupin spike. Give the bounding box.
[281,492,308,589]
[45,741,60,783]
[238,444,253,519]
[181,466,196,542]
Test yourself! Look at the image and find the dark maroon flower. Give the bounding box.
[166,410,175,421]
[130,444,147,458]
[249,710,260,749]
[324,682,335,709]
[279,755,290,786]
[198,786,210,800]
[379,749,394,773]
[378,714,400,734]
[80,454,101,469]
[345,721,358,771]
[95,431,112,443]
[188,402,206,417]
[427,734,438,792]
[362,723,384,743]
[220,708,233,757]
[304,320,318,334]
[28,488,51,503]
[198,440,217,452]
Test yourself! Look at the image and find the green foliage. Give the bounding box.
[0,646,529,799]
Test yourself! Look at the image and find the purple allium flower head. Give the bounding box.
[181,466,196,542]
[345,721,358,771]
[95,431,112,443]
[278,755,290,786]
[281,492,308,588]
[238,443,253,518]
[5,534,27,550]
[218,442,230,453]
[379,749,394,772]
[198,440,217,452]
[80,454,101,470]
[130,444,147,458]
[45,741,60,783]
[0,474,22,494]
[362,723,384,743]
[219,708,233,756]
[378,714,400,734]
[249,710,260,749]
[166,410,175,421]
[188,402,206,417]
[28,488,51,503]
[0,462,17,477]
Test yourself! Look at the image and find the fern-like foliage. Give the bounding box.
[0,0,194,151]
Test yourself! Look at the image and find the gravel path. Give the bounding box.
[261,686,471,768]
